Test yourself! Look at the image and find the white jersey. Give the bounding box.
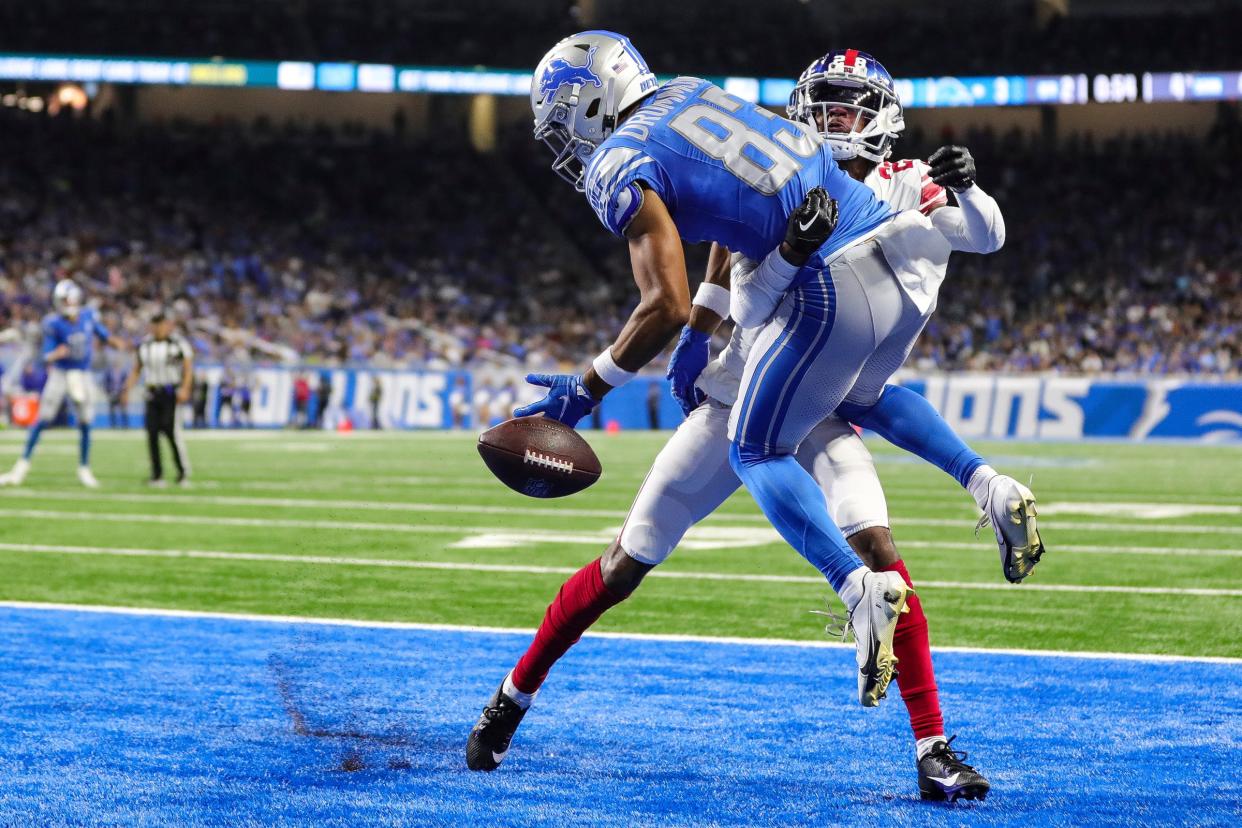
[697,159,947,406]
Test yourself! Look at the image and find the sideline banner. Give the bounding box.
[71,366,1242,440]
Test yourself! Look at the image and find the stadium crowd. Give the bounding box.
[3,0,1241,78]
[0,105,1238,379]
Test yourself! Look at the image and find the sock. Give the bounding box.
[839,566,867,610]
[730,443,863,593]
[883,559,944,742]
[510,558,629,694]
[78,425,91,467]
[502,670,537,710]
[916,735,947,760]
[966,464,999,512]
[837,385,985,488]
[22,421,46,460]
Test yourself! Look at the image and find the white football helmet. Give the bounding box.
[531,31,658,191]
[52,278,83,319]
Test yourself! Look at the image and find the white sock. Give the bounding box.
[916,735,947,760]
[839,566,868,610]
[502,670,537,710]
[966,464,999,512]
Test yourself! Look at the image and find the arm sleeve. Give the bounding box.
[930,184,1006,254]
[584,145,670,237]
[40,318,62,356]
[730,249,800,328]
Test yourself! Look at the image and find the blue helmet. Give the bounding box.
[787,49,904,163]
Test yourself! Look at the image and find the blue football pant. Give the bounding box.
[728,241,929,593]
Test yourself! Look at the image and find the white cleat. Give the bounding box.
[849,571,913,707]
[0,458,30,487]
[77,466,100,488]
[977,476,1045,583]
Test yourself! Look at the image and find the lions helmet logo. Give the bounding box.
[538,45,601,100]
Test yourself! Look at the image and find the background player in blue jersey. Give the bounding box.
[0,279,128,488]
[469,30,935,772]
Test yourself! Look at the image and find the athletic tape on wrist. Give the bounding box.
[692,282,731,320]
[592,348,636,389]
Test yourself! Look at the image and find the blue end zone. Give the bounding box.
[0,606,1238,826]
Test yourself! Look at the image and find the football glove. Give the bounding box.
[667,326,709,416]
[928,145,976,192]
[784,186,839,259]
[513,373,598,428]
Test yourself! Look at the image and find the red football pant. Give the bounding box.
[883,559,943,740]
[511,557,629,694]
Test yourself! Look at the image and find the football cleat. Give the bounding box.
[77,466,100,489]
[918,735,990,802]
[849,571,912,707]
[976,476,1045,583]
[466,680,529,771]
[0,458,31,487]
[147,478,168,489]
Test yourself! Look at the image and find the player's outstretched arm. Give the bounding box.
[515,188,689,427]
[585,186,690,397]
[927,146,1005,254]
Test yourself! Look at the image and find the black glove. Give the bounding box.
[928,145,976,192]
[783,186,839,261]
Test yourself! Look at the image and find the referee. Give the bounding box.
[123,311,193,487]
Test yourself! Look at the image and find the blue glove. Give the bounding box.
[513,373,599,428]
[666,326,710,417]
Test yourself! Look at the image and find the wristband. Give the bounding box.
[592,347,637,389]
[692,282,731,320]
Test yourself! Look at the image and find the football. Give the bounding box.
[477,417,602,498]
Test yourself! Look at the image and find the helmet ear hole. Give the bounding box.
[584,97,601,119]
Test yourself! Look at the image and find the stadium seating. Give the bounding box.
[0,106,1237,376]
[1,0,1240,76]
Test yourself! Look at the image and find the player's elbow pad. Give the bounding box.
[731,249,800,328]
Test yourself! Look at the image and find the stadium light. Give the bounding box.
[0,53,1238,108]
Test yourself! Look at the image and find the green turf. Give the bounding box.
[1,428,1239,658]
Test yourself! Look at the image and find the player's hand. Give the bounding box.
[666,326,709,417]
[928,145,976,192]
[176,387,190,404]
[513,373,598,428]
[782,186,838,263]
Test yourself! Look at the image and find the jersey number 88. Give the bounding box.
[669,86,821,196]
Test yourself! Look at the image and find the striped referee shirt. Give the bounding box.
[138,334,193,387]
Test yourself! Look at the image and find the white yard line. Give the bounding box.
[1,599,1237,665]
[1,508,1240,557]
[897,540,1242,558]
[3,491,1241,535]
[0,542,1238,597]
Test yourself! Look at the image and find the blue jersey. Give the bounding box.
[584,77,894,267]
[42,308,110,370]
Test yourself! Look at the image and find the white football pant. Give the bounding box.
[619,402,888,565]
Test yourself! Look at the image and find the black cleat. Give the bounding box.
[917,736,991,802]
[465,680,528,771]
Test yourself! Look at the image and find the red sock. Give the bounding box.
[510,558,629,694]
[884,560,944,741]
